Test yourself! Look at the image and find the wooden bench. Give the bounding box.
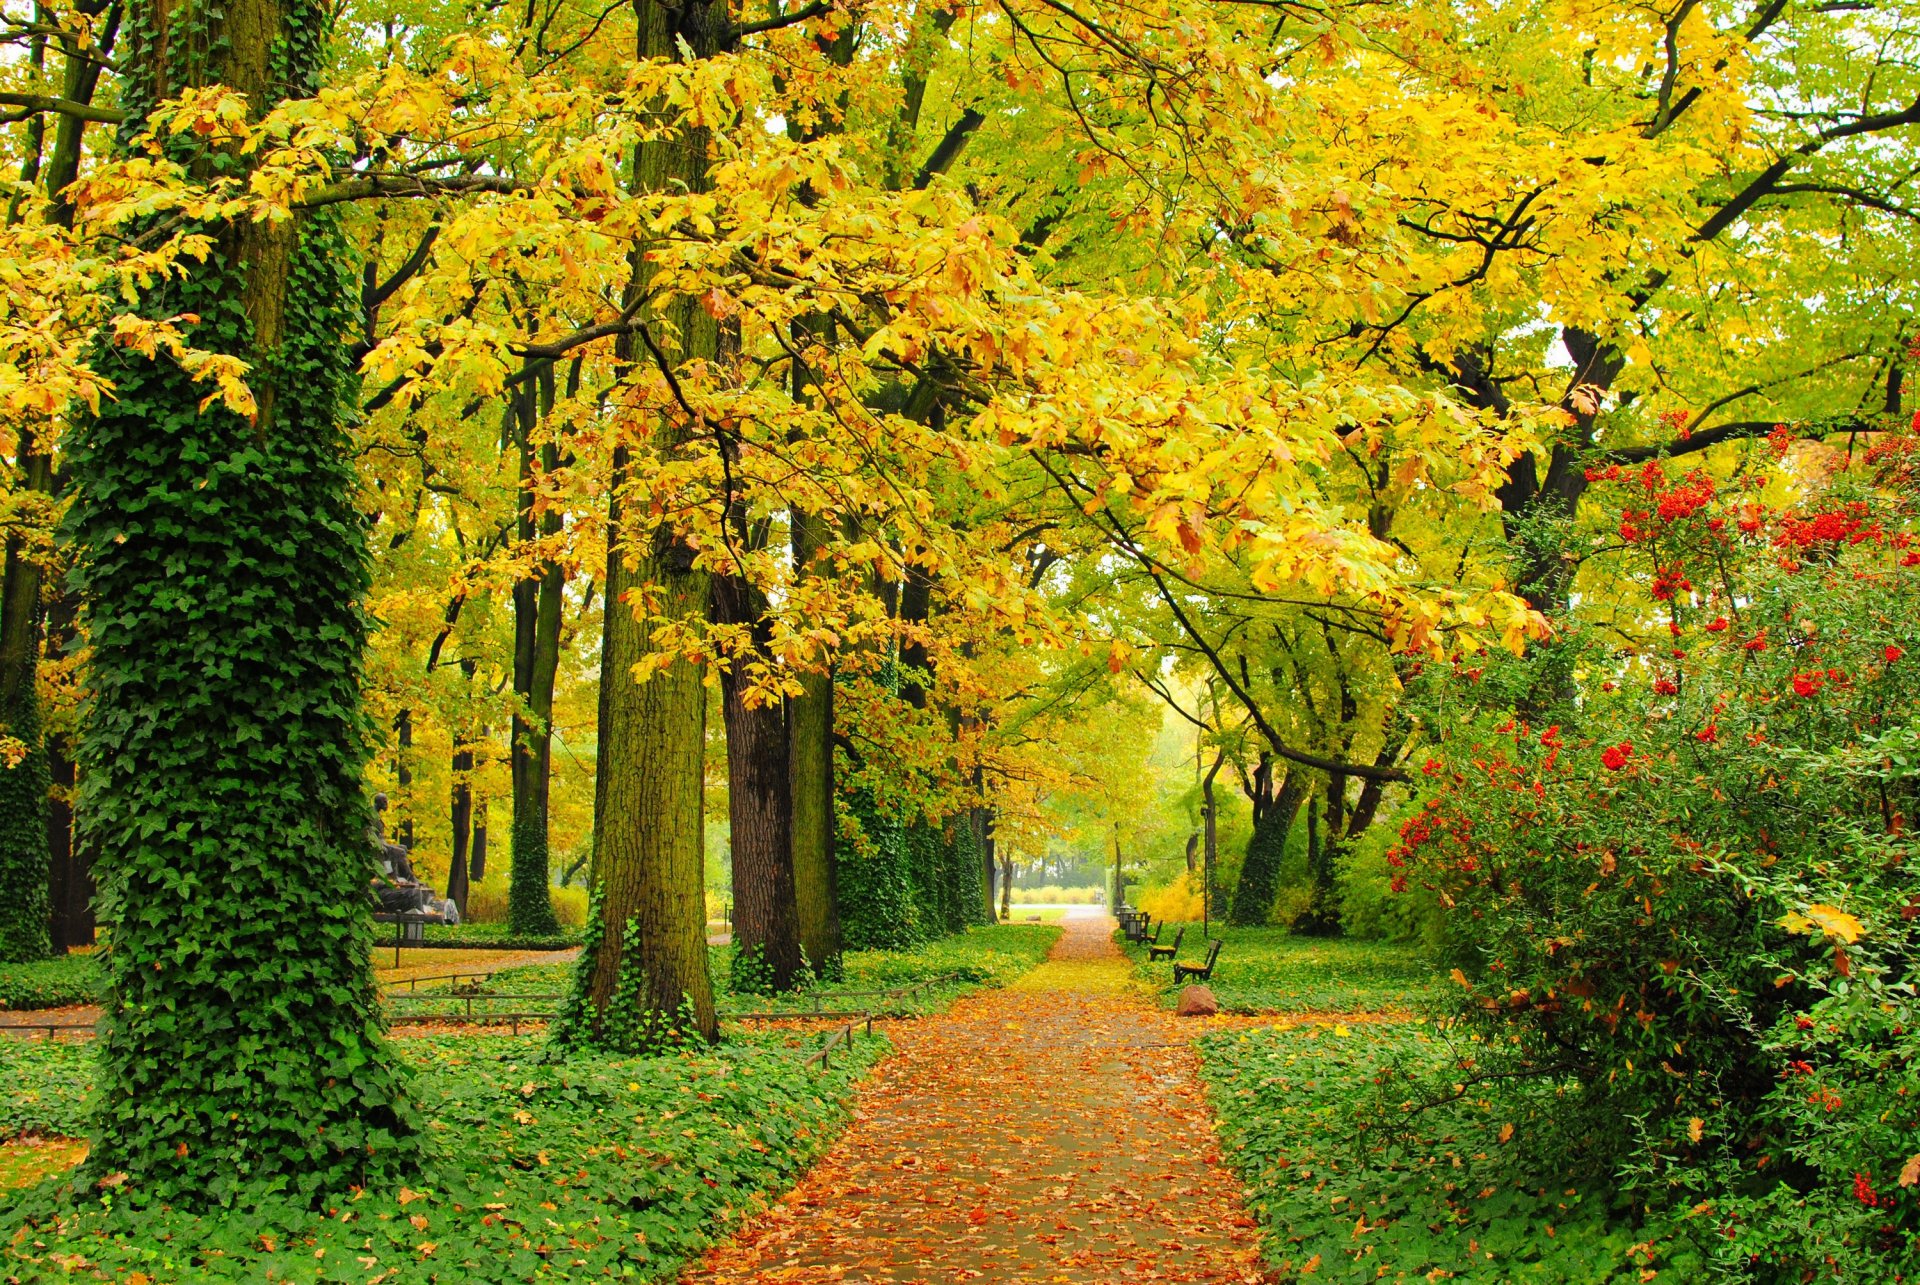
[372,910,438,967]
[1172,938,1222,985]
[1148,925,1183,963]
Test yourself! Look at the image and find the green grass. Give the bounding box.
[1123,924,1439,1014]
[0,955,101,1011]
[2,1028,886,1282]
[1199,1020,1703,1282]
[471,923,1063,1020]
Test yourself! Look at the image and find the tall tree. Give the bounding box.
[713,559,805,993]
[558,0,727,1051]
[508,372,563,935]
[65,0,416,1198]
[787,511,841,973]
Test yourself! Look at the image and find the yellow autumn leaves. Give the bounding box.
[1778,904,1865,945]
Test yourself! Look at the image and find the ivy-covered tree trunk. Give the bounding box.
[1229,769,1307,927]
[836,782,921,949]
[558,0,725,1051]
[788,512,842,977]
[66,0,417,1202]
[508,376,562,935]
[713,571,805,994]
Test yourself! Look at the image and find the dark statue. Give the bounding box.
[369,793,459,922]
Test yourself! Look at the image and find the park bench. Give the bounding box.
[372,910,441,967]
[1172,938,1222,985]
[1148,925,1183,962]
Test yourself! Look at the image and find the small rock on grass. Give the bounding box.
[1177,985,1219,1017]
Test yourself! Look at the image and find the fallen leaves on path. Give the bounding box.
[682,919,1276,1284]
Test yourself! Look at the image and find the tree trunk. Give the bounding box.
[999,850,1013,922]
[969,798,995,926]
[713,572,804,993]
[395,708,414,849]
[1294,791,1345,936]
[508,378,563,935]
[562,0,728,1051]
[46,739,87,951]
[787,658,840,973]
[469,795,487,884]
[981,806,997,918]
[3,3,116,961]
[1203,752,1222,930]
[69,0,416,1197]
[448,743,473,915]
[1229,765,1307,926]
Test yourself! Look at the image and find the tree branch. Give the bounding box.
[0,91,122,124]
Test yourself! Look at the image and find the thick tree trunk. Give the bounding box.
[969,799,995,926]
[46,742,87,950]
[70,0,415,1197]
[787,660,839,972]
[980,806,997,916]
[713,572,804,993]
[508,379,563,935]
[566,0,728,1050]
[1229,766,1307,926]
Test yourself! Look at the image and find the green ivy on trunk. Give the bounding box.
[64,0,416,1205]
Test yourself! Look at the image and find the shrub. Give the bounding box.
[0,955,101,1011]
[1135,873,1204,922]
[1009,884,1104,905]
[1335,812,1443,944]
[551,882,587,928]
[1394,443,1920,1275]
[462,879,584,929]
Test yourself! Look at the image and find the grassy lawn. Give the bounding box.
[1122,923,1439,1014]
[1,1029,887,1282]
[472,922,1063,1019]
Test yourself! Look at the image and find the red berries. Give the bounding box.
[1601,743,1633,771]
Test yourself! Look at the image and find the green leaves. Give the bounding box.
[1201,1022,1688,1282]
[3,1031,887,1281]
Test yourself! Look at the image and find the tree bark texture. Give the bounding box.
[713,571,804,993]
[574,0,729,1049]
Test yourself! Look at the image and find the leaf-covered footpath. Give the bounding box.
[684,915,1271,1284]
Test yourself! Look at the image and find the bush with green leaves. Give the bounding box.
[0,955,101,1010]
[1201,1020,1698,1282]
[1393,437,1920,1275]
[2,1030,885,1281]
